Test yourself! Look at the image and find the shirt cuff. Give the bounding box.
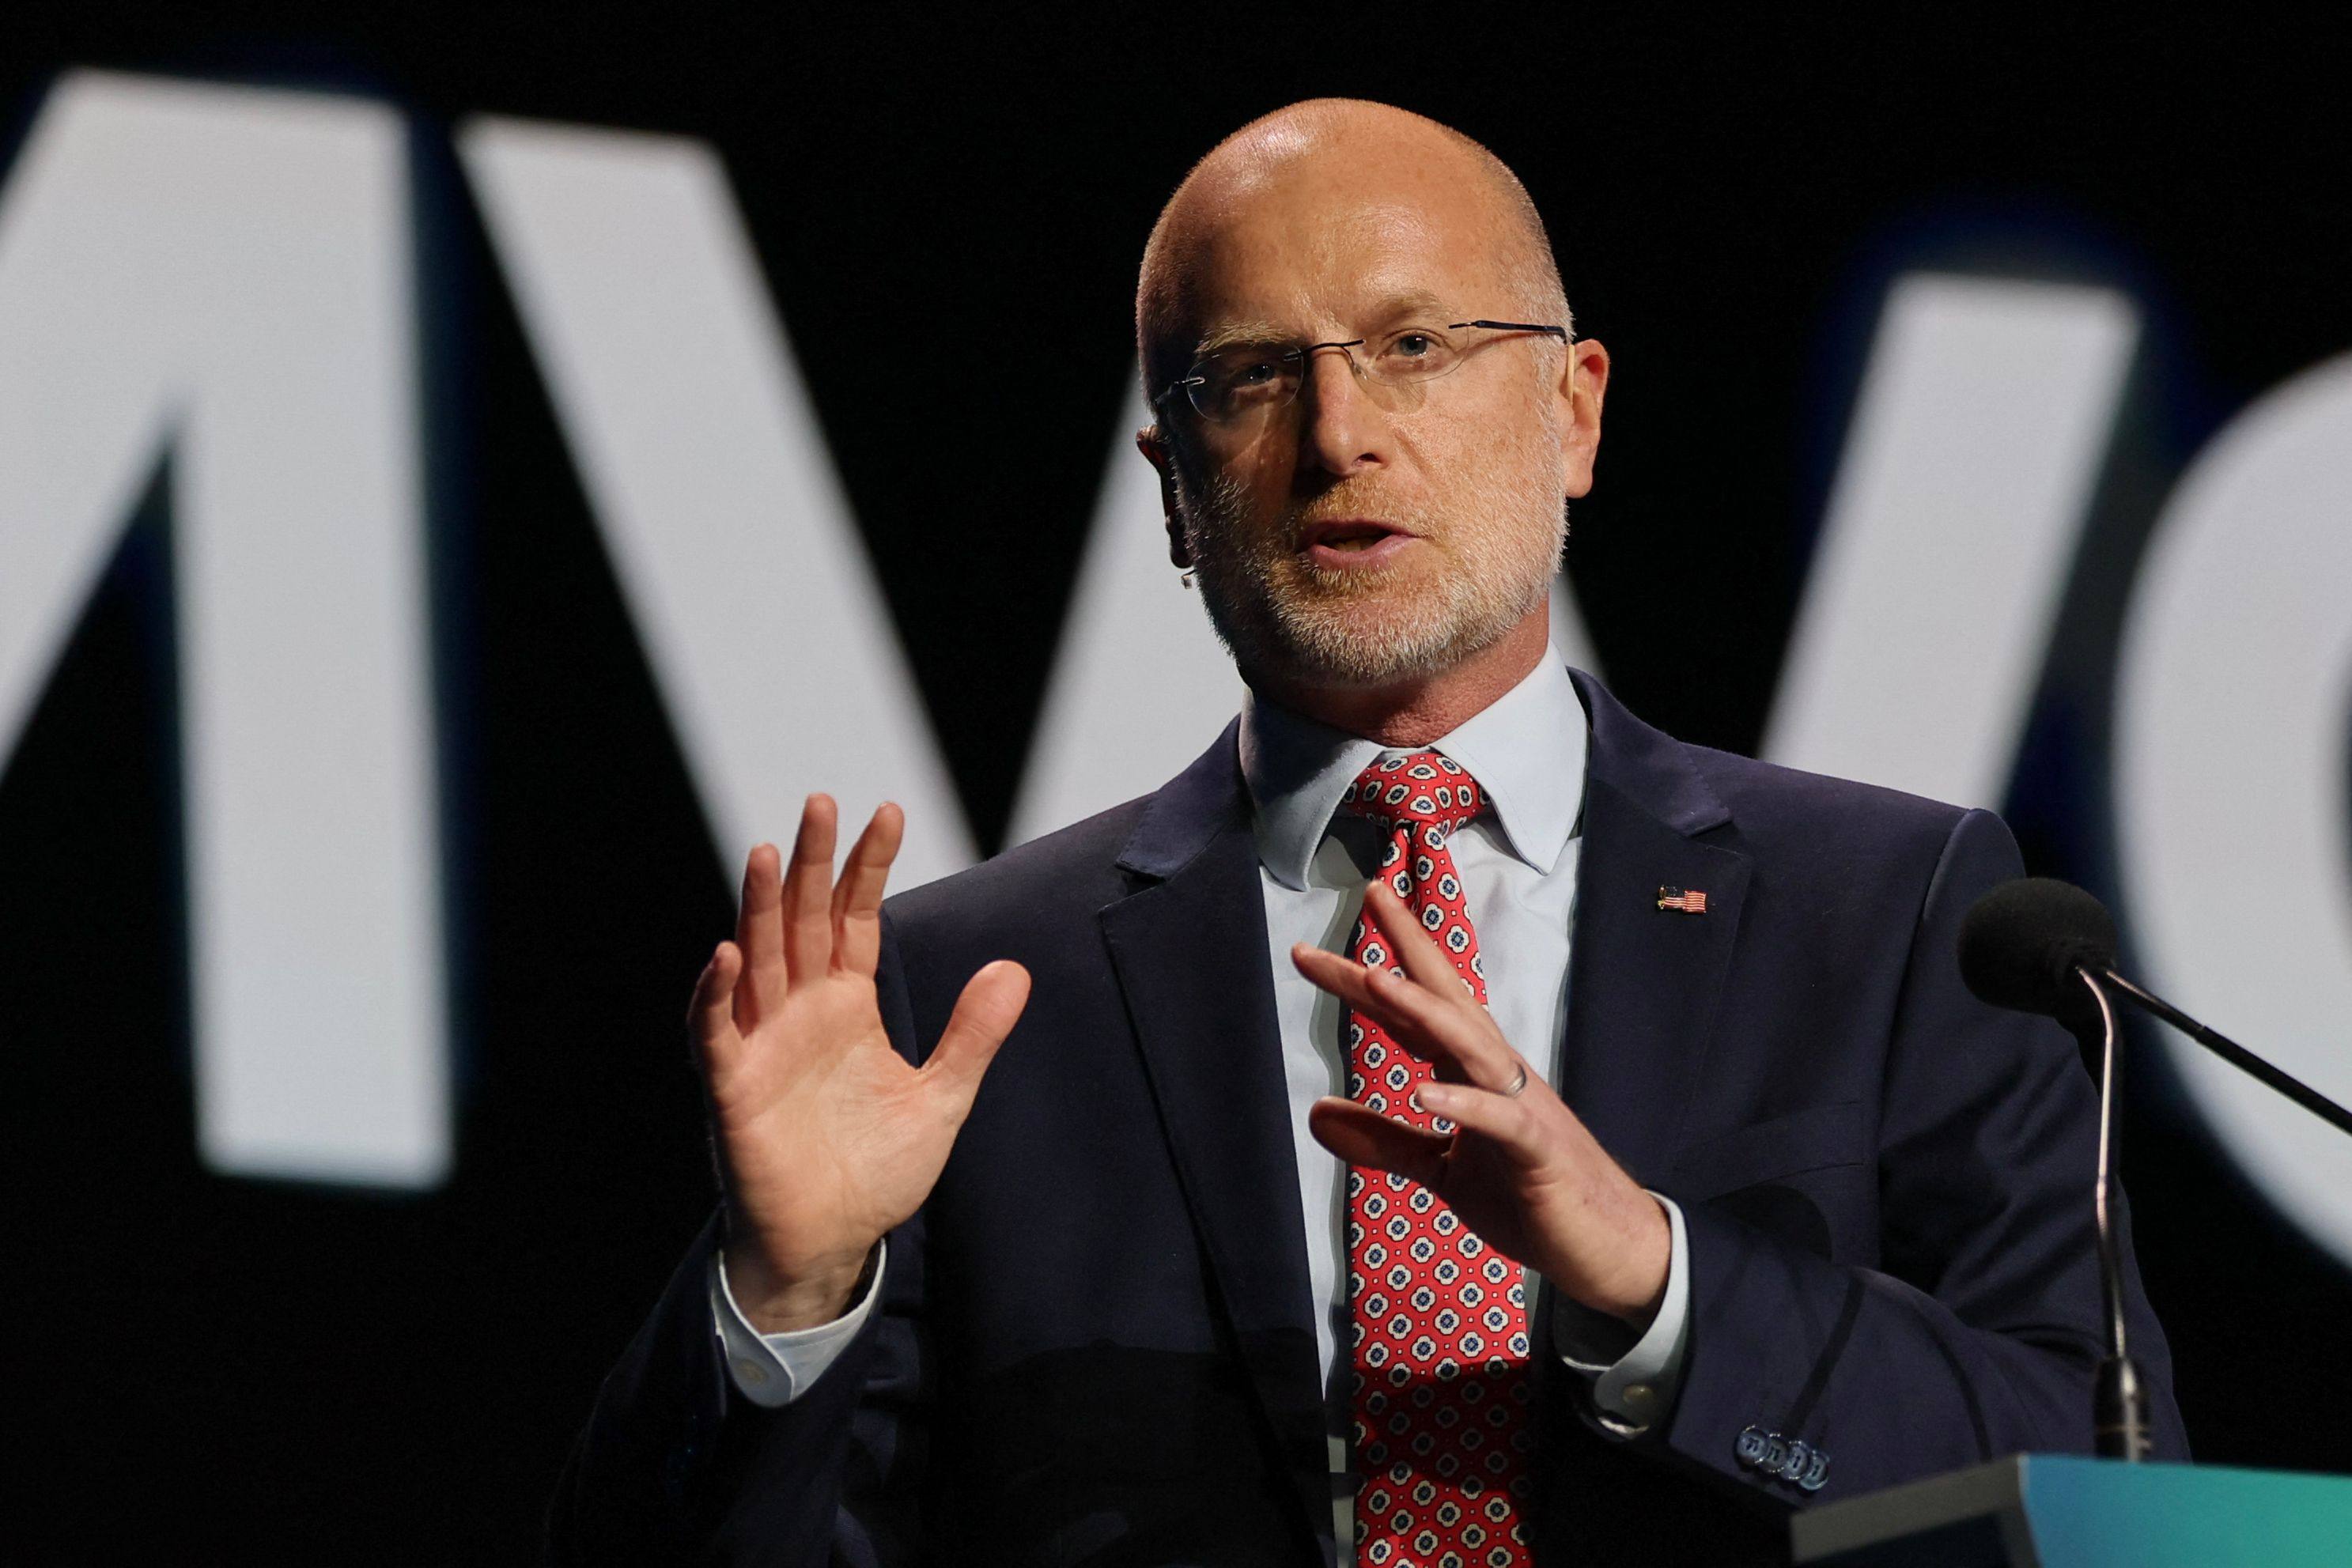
[1548,1192,1690,1437]
[708,1239,887,1409]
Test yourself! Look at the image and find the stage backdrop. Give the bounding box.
[2,8,2346,1557]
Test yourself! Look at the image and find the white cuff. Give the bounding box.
[708,1240,887,1409]
[1551,1192,1691,1437]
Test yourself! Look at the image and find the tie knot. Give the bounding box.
[1340,750,1484,835]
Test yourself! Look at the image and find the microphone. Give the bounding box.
[1959,878,2352,1143]
[1957,878,2146,1460]
[1957,878,2116,1030]
[1959,877,2352,1461]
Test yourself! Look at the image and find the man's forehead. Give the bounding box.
[1172,191,1514,340]
[1137,102,1554,384]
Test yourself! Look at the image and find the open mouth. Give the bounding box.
[1297,518,1420,568]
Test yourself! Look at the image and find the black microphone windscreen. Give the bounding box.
[1958,878,2119,1025]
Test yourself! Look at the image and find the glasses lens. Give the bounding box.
[1362,327,1464,388]
[1187,347,1299,421]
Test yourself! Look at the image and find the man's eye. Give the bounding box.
[1204,355,1290,408]
[1378,331,1457,376]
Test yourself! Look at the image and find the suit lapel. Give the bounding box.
[1557,673,1753,1185]
[1099,725,1329,1559]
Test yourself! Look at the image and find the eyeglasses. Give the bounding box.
[1155,319,1567,425]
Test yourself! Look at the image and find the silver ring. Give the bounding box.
[1503,1062,1528,1098]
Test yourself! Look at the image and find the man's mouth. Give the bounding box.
[1297,518,1420,569]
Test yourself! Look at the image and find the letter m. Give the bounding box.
[0,73,447,1185]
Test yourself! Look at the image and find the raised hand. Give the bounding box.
[693,795,1030,1332]
[1291,878,1669,1325]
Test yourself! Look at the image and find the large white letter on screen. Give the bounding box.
[1766,275,2138,809]
[0,73,445,1186]
[2116,353,2352,1271]
[459,119,972,886]
[1004,384,1246,844]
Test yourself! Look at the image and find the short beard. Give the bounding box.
[1174,421,1567,691]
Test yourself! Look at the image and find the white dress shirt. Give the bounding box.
[709,647,1692,1543]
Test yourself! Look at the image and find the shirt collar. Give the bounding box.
[1238,645,1591,891]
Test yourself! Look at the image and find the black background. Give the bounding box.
[2,6,2349,1559]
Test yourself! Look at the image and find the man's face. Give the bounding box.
[1151,163,1598,691]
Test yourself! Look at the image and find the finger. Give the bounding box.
[1291,942,1522,1093]
[735,844,785,1026]
[1417,1079,1543,1159]
[921,960,1033,1112]
[1363,877,1480,1003]
[1306,1097,1450,1189]
[781,794,839,980]
[1288,943,1460,1071]
[690,940,746,1070]
[1359,880,1519,1091]
[1291,943,1405,1029]
[830,802,905,977]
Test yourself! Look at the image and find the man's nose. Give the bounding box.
[1295,344,1387,478]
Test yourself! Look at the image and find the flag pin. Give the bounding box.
[1656,886,1709,914]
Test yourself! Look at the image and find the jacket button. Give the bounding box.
[1735,1425,1770,1466]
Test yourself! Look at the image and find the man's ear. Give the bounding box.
[1558,338,1610,501]
[1136,425,1193,569]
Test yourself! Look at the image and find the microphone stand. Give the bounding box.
[1957,879,2352,1460]
[2072,969,2152,1461]
[2066,956,2352,1460]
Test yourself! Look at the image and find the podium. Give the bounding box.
[1790,1454,2352,1566]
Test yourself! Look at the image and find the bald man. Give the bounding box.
[550,101,2181,1566]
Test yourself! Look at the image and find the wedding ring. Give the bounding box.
[1503,1062,1528,1098]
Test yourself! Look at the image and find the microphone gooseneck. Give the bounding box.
[2074,969,2151,1460]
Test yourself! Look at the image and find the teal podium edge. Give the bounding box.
[1790,1453,2352,1566]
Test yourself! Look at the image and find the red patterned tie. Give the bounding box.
[1340,750,1533,1568]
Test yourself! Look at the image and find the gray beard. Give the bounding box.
[1175,467,1566,691]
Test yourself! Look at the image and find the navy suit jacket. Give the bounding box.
[549,671,2184,1566]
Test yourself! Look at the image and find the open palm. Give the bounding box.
[693,795,1030,1332]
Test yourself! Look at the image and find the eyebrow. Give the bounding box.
[1366,289,1458,327]
[1187,291,1462,361]
[1191,319,1288,358]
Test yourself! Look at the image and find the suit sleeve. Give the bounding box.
[1639,807,2185,1502]
[546,913,934,1565]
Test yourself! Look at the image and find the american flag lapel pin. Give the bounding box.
[1656,885,1709,914]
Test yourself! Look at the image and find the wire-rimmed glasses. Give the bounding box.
[1155,319,1567,425]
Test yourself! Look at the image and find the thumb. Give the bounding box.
[921,959,1031,1111]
